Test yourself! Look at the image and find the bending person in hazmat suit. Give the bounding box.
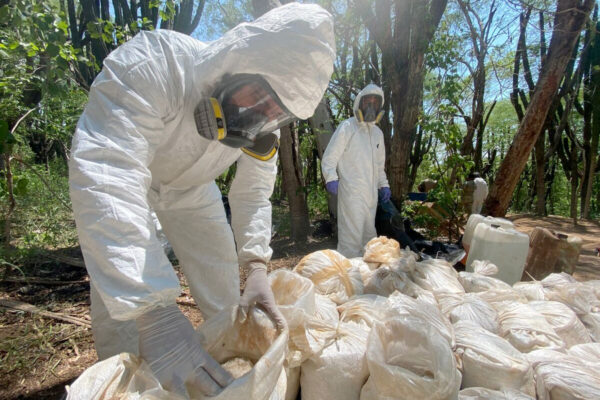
[69,4,335,397]
[321,84,390,258]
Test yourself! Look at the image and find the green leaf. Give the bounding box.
[14,177,29,196]
[0,120,8,142]
[0,5,9,21]
[46,43,59,57]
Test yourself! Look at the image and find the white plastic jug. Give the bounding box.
[463,214,514,251]
[466,224,529,285]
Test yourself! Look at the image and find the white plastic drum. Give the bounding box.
[466,224,529,285]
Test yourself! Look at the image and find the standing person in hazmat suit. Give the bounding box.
[321,84,390,258]
[69,4,335,397]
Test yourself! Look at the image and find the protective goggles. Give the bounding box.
[194,74,292,160]
[357,94,383,123]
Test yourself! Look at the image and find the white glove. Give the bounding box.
[239,262,287,330]
[136,304,233,397]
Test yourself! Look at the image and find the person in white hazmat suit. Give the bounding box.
[321,84,390,258]
[69,4,335,396]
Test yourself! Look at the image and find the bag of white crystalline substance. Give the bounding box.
[67,306,288,400]
[269,270,337,368]
[411,258,465,295]
[459,260,514,293]
[338,294,389,329]
[363,265,426,298]
[458,387,535,400]
[568,343,600,368]
[526,349,600,400]
[528,300,591,348]
[300,321,370,400]
[513,281,547,301]
[386,291,455,348]
[294,249,363,304]
[363,236,402,265]
[436,292,500,334]
[360,316,461,400]
[496,301,565,353]
[453,321,535,397]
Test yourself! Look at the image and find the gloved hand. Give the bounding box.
[136,304,233,396]
[379,186,392,202]
[325,180,339,195]
[239,262,287,330]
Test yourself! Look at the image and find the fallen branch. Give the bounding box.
[1,277,89,285]
[0,298,91,328]
[47,254,86,268]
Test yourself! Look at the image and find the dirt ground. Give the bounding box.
[0,215,597,399]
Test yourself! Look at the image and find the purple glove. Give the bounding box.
[379,187,392,202]
[325,180,339,195]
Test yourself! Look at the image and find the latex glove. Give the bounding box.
[325,180,339,195]
[137,304,233,396]
[379,187,392,202]
[239,263,287,330]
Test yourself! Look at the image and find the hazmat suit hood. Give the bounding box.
[353,83,384,123]
[195,3,336,120]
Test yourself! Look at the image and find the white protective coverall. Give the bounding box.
[472,177,489,214]
[321,84,389,258]
[69,4,335,359]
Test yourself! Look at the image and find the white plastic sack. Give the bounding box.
[294,249,363,304]
[436,292,499,334]
[363,266,426,298]
[363,236,402,264]
[540,272,577,290]
[526,349,600,400]
[67,306,288,400]
[338,294,389,329]
[568,343,600,367]
[459,260,514,293]
[360,316,461,400]
[475,288,528,311]
[458,387,535,400]
[528,300,592,348]
[513,281,547,301]
[496,301,565,353]
[300,321,369,400]
[386,291,455,349]
[453,320,535,396]
[582,280,600,299]
[411,259,465,295]
[350,257,374,286]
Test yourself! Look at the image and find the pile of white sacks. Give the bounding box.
[67,236,600,400]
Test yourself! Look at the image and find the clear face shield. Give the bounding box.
[194,74,294,159]
[357,94,383,123]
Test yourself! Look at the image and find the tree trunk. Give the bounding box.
[484,0,595,217]
[279,125,310,242]
[535,132,546,215]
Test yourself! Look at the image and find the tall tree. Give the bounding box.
[485,0,595,217]
[358,0,448,202]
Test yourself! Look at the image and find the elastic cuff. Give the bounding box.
[243,261,268,274]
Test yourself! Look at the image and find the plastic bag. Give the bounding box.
[567,343,600,368]
[528,300,592,348]
[540,272,576,290]
[67,306,288,400]
[411,259,465,295]
[300,321,370,400]
[360,316,461,400]
[453,320,535,396]
[338,294,390,329]
[526,349,600,400]
[350,257,374,285]
[459,260,514,293]
[436,292,499,334]
[458,387,535,400]
[496,301,565,353]
[513,281,547,301]
[475,288,528,310]
[386,291,455,349]
[363,266,426,298]
[294,249,363,304]
[363,236,402,264]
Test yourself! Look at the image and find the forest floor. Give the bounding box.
[0,214,598,399]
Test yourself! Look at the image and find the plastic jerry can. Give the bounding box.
[466,224,529,285]
[462,214,514,252]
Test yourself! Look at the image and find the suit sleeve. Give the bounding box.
[321,121,350,183]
